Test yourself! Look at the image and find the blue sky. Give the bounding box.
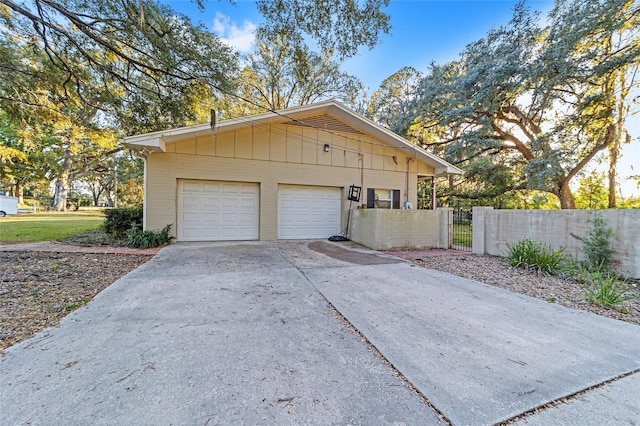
[164,0,638,197]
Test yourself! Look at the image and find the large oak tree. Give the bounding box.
[383,0,639,209]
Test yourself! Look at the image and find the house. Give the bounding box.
[123,100,462,243]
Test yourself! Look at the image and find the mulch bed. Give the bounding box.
[0,251,149,351]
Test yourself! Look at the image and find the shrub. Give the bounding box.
[571,212,615,271]
[104,206,143,238]
[506,238,565,275]
[125,224,173,249]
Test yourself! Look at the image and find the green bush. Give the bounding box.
[104,206,143,238]
[506,238,565,275]
[125,224,173,249]
[571,212,615,271]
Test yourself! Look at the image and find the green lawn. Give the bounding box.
[0,210,105,244]
[452,222,472,248]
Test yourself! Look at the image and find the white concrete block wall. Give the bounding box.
[349,209,441,250]
[473,207,640,279]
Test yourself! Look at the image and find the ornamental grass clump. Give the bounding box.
[506,238,565,275]
[576,263,635,312]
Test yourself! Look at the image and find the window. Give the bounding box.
[367,188,400,209]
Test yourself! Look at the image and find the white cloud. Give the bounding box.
[212,12,256,53]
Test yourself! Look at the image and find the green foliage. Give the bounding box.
[575,172,608,209]
[396,0,639,208]
[571,212,615,271]
[103,206,143,238]
[256,0,390,60]
[367,66,422,133]
[125,224,173,249]
[506,238,565,275]
[221,32,365,115]
[575,264,635,311]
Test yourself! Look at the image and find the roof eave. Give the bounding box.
[123,136,166,152]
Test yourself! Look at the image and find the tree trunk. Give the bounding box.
[608,66,631,209]
[53,176,69,211]
[558,181,576,209]
[608,143,618,208]
[90,182,103,206]
[53,150,72,211]
[105,188,114,207]
[15,181,24,205]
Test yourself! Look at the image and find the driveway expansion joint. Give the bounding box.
[501,368,640,425]
[274,242,453,425]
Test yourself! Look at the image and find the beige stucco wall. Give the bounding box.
[473,207,640,279]
[144,124,436,240]
[349,209,448,250]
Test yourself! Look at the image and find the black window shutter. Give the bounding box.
[392,190,401,209]
[367,188,375,208]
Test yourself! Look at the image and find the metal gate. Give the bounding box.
[450,199,472,252]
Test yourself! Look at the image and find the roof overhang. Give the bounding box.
[123,100,463,177]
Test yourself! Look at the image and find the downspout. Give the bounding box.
[138,148,150,230]
[405,157,413,208]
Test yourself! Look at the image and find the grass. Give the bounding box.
[0,210,105,243]
[452,222,472,247]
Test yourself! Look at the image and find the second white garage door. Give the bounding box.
[278,185,342,239]
[177,180,259,241]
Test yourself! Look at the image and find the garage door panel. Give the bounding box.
[202,212,221,223]
[182,182,201,192]
[181,196,201,208]
[178,180,259,241]
[202,197,221,208]
[181,212,201,224]
[278,185,341,239]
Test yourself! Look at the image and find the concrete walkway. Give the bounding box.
[1,241,639,425]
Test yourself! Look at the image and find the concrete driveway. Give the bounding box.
[2,241,639,425]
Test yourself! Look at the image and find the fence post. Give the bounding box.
[472,206,493,254]
[436,207,453,249]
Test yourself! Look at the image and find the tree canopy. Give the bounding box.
[376,0,639,209]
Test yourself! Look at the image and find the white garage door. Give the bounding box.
[177,180,259,241]
[278,185,342,239]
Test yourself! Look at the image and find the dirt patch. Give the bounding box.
[0,251,149,351]
[309,241,403,265]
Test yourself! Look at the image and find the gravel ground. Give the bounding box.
[0,251,149,351]
[395,252,640,325]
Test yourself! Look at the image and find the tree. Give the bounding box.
[367,66,421,133]
[1,0,238,115]
[542,0,639,209]
[221,32,365,114]
[575,171,608,209]
[1,0,390,115]
[79,149,144,207]
[1,4,238,209]
[404,0,639,209]
[256,0,390,60]
[0,37,122,210]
